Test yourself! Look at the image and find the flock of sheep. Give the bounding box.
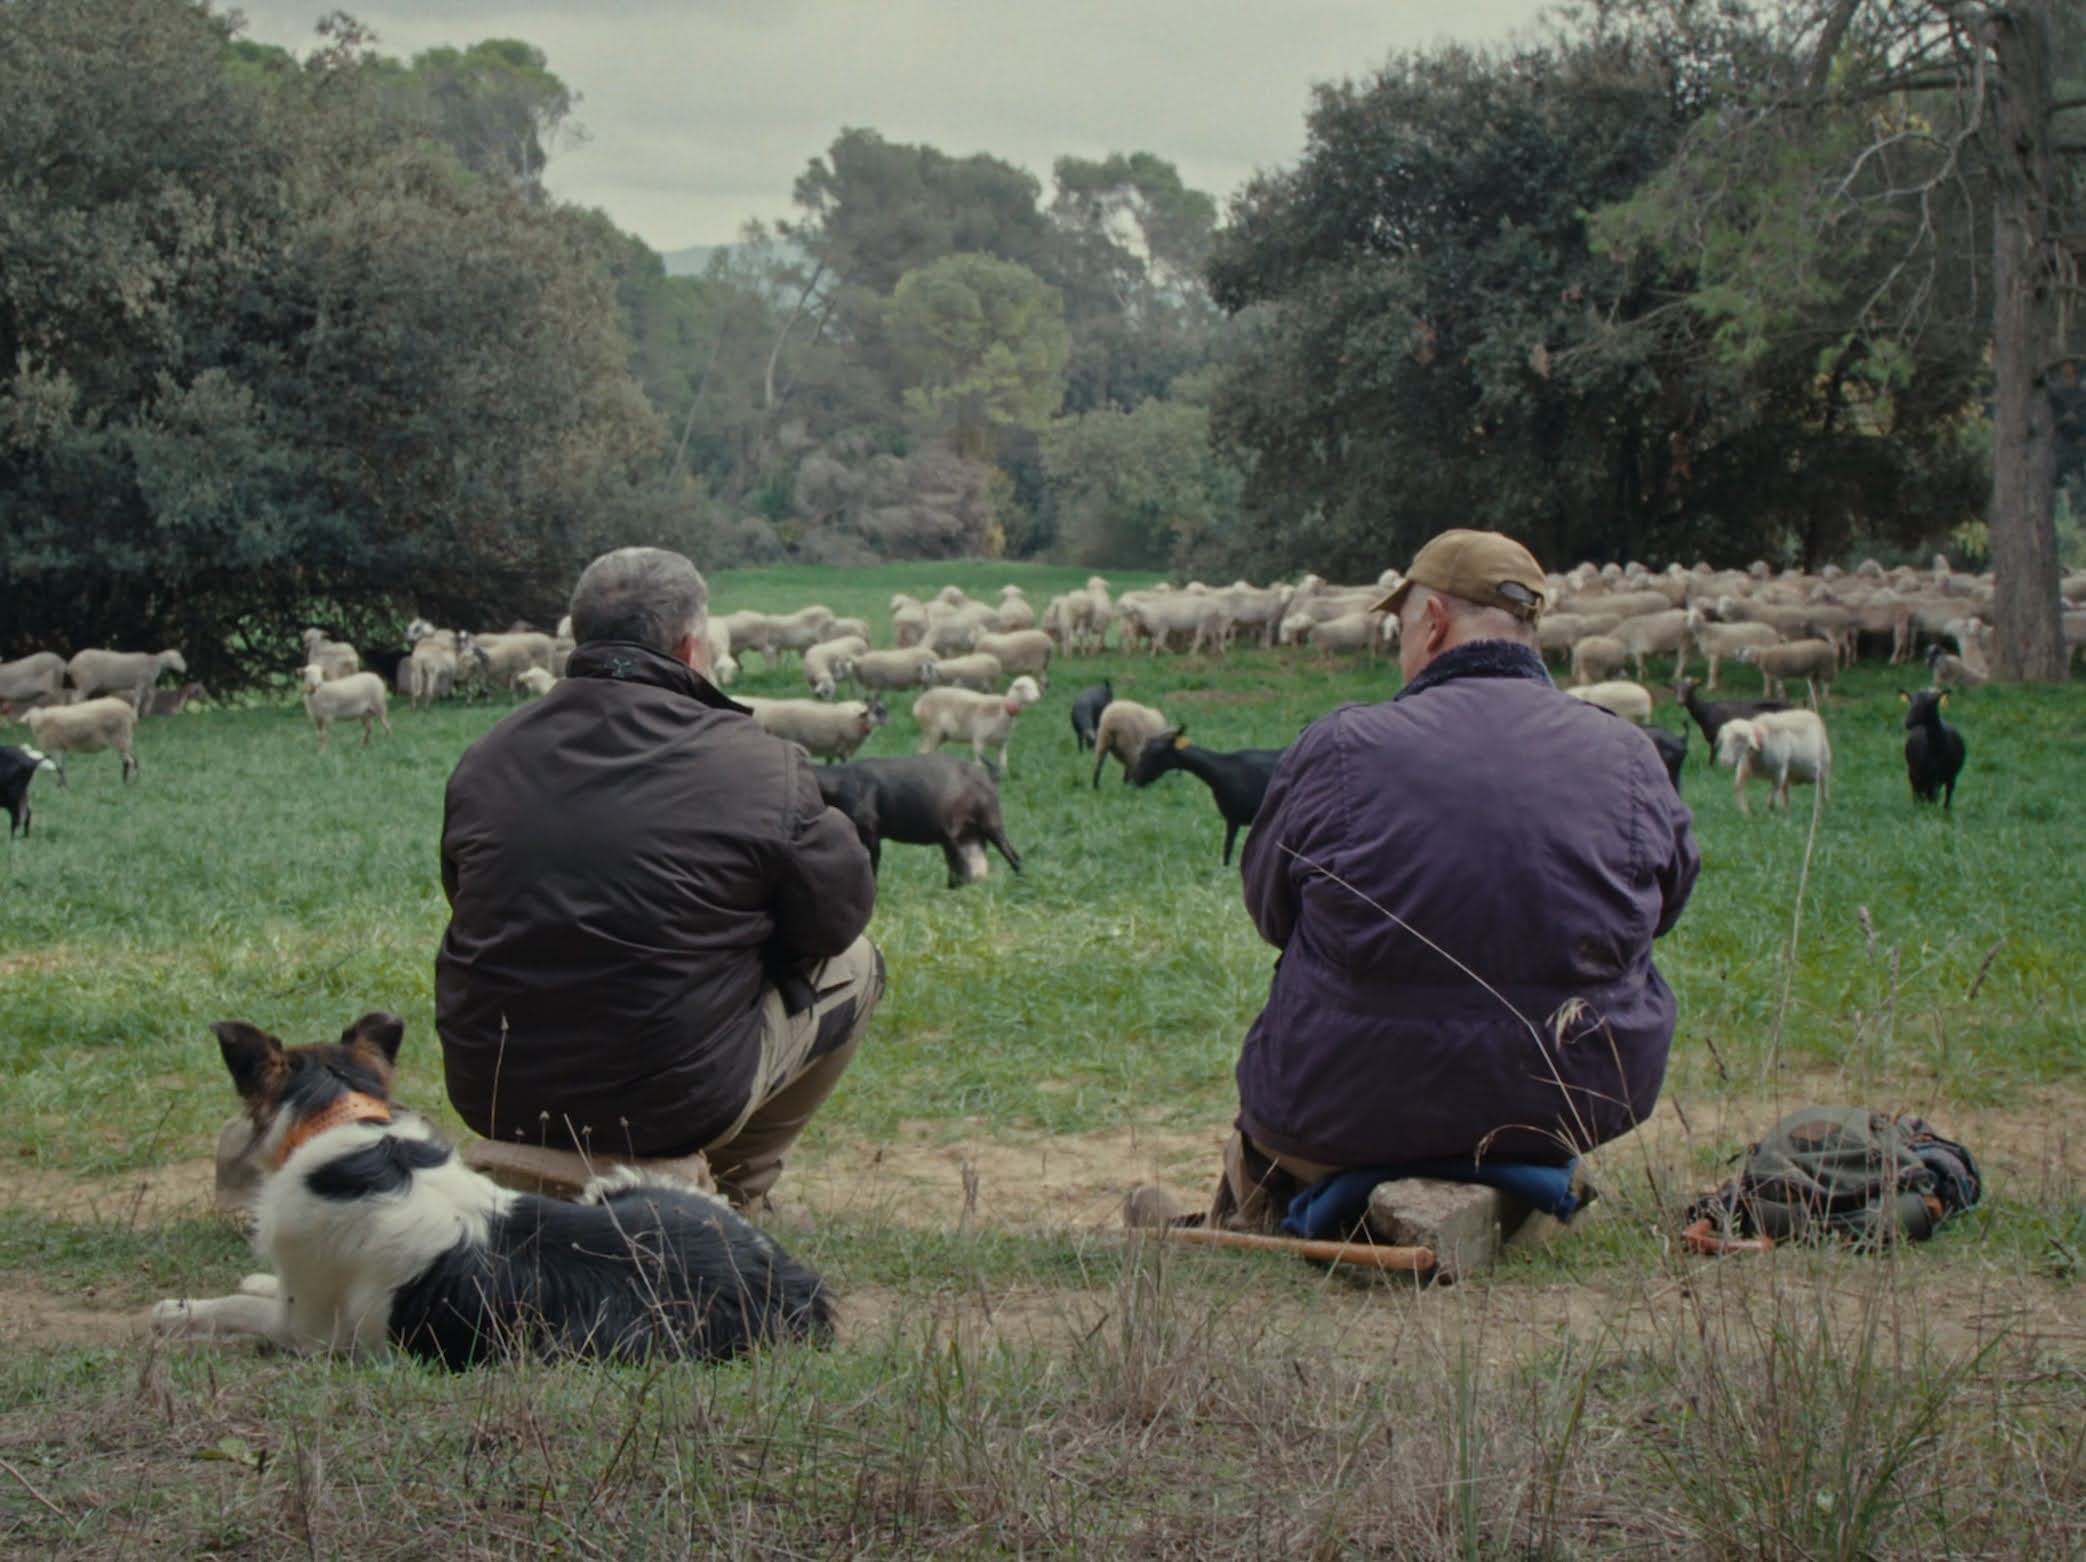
[2,552,2080,844]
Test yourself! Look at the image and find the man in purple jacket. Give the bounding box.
[1214,529,1700,1230]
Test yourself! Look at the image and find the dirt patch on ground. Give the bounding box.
[789,1119,1221,1233]
[1,1278,144,1352]
[0,1156,220,1226]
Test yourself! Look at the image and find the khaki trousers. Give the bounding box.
[700,935,885,1209]
[1209,1126,1342,1234]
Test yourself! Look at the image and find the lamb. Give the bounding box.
[301,628,360,682]
[299,666,392,754]
[1925,643,1986,691]
[1127,726,1286,865]
[1571,635,1628,685]
[1673,678,1789,750]
[516,667,556,698]
[1090,698,1170,789]
[0,652,68,710]
[971,629,1053,682]
[1901,689,1965,808]
[837,647,941,691]
[1566,680,1654,723]
[1683,609,1781,691]
[738,697,886,762]
[911,676,1044,775]
[1714,710,1831,815]
[1069,680,1113,751]
[815,755,1022,888]
[1736,639,1838,704]
[66,648,187,710]
[22,697,141,783]
[927,652,1004,693]
[1,744,58,836]
[803,635,870,699]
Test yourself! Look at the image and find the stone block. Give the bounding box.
[1365,1177,1539,1282]
[459,1138,717,1200]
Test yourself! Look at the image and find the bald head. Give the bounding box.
[1397,583,1538,681]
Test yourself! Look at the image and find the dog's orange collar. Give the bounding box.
[272,1092,393,1168]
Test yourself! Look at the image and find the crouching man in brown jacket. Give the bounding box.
[434,546,881,1209]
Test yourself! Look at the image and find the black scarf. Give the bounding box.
[563,640,748,713]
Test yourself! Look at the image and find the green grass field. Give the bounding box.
[3,560,2083,1557]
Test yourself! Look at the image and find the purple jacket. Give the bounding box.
[1236,640,1699,1166]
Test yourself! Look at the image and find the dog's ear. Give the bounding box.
[211,1021,286,1103]
[340,1012,406,1064]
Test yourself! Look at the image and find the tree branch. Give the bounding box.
[2051,97,2086,116]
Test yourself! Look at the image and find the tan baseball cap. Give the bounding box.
[1373,528,1548,621]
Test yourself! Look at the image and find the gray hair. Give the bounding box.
[568,547,708,653]
[1400,582,1537,647]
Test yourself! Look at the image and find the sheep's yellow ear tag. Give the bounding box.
[1939,691,1950,707]
[1899,691,1910,704]
[1172,733,1190,750]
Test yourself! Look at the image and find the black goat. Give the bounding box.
[1069,681,1112,751]
[815,754,1022,888]
[1647,726,1687,792]
[1,744,57,838]
[1128,726,1285,866]
[1674,678,1790,750]
[1901,689,1965,808]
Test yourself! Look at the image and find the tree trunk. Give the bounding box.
[1984,0,2067,680]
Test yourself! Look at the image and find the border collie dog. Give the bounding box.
[152,1012,834,1367]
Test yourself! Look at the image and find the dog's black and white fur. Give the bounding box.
[152,1013,835,1367]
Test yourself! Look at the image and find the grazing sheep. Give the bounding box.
[1673,679,1789,750]
[1299,610,1382,662]
[1069,680,1113,751]
[1715,710,1831,815]
[838,647,941,691]
[0,652,68,710]
[911,676,1044,774]
[923,613,983,657]
[1925,643,1986,690]
[1566,681,1655,723]
[718,609,778,661]
[971,629,1053,682]
[815,754,1022,887]
[516,667,556,698]
[66,648,187,709]
[1127,727,1286,865]
[1736,639,1838,704]
[407,636,463,709]
[143,683,206,717]
[1613,609,1692,681]
[301,628,360,682]
[299,667,392,753]
[892,601,930,648]
[1,744,58,836]
[1901,689,1965,808]
[23,697,140,783]
[1571,635,1629,686]
[803,635,870,699]
[1683,609,1781,691]
[1090,698,1170,789]
[927,652,1004,693]
[738,697,887,762]
[765,605,840,658]
[468,632,555,693]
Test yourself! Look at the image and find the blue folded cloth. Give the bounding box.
[1282,1158,1582,1240]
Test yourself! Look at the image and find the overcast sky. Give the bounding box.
[232,1,1553,253]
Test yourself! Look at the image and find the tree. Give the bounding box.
[0,0,660,682]
[1042,400,1242,568]
[883,254,1070,459]
[1591,0,2085,679]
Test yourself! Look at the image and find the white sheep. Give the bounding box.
[839,647,942,691]
[738,697,886,761]
[971,628,1053,682]
[1089,697,1170,788]
[468,632,555,694]
[1682,609,1781,691]
[1570,634,1628,685]
[1715,709,1831,815]
[301,628,361,682]
[299,666,392,753]
[65,648,188,710]
[1613,608,1692,681]
[700,618,738,685]
[1736,639,1838,704]
[1566,680,1654,723]
[927,652,1004,693]
[516,667,556,698]
[0,651,68,710]
[1300,609,1381,661]
[803,635,870,699]
[912,676,1044,774]
[22,697,140,784]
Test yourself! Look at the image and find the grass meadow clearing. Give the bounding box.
[3,560,2084,1557]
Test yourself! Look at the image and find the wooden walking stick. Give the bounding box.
[1143,1223,1436,1273]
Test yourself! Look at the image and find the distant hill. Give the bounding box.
[661,244,722,277]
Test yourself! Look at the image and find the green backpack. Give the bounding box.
[1688,1106,1981,1248]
